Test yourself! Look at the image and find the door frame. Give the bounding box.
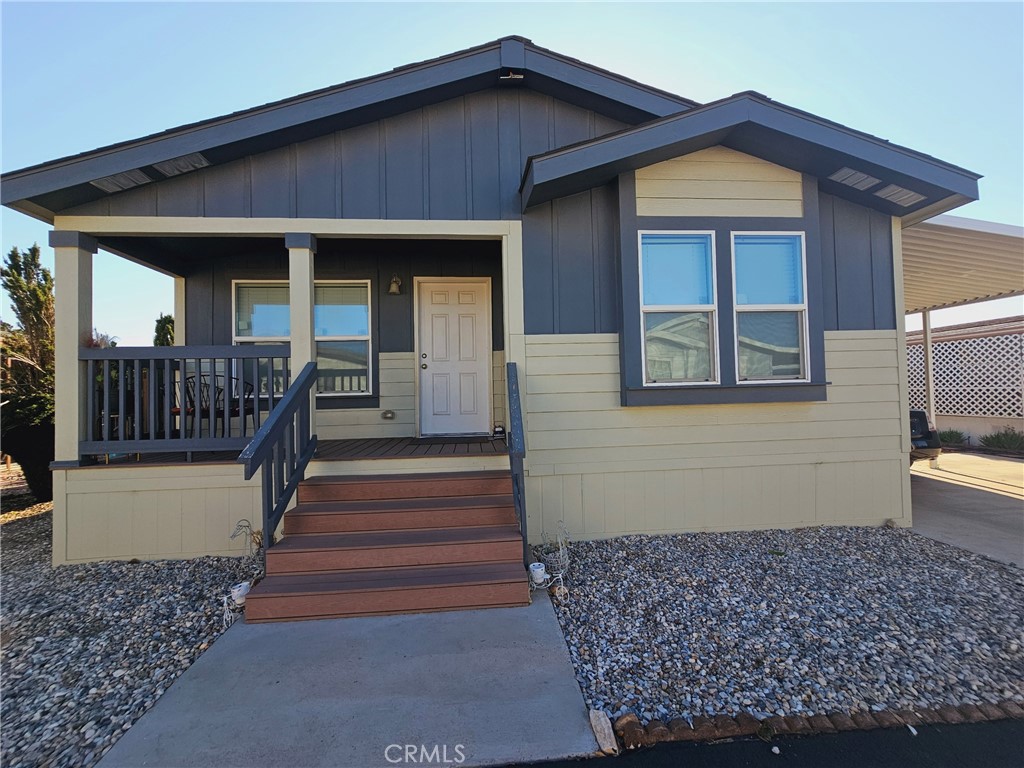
[413,276,493,438]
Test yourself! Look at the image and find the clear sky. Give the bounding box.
[2,1,1022,343]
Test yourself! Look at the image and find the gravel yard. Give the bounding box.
[1,496,255,768]
[549,527,1024,725]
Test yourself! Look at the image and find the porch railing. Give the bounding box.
[506,362,529,568]
[237,362,318,552]
[79,344,291,457]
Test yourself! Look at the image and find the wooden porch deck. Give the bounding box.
[95,436,508,467]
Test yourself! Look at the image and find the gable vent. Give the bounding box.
[874,183,927,207]
[828,167,881,191]
[89,169,154,194]
[152,152,211,177]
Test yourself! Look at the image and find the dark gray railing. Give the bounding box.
[237,362,318,552]
[506,362,529,568]
[79,345,290,457]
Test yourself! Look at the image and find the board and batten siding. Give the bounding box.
[316,351,506,439]
[635,147,803,218]
[521,331,908,541]
[52,465,261,565]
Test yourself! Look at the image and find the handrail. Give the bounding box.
[79,344,291,457]
[505,362,529,568]
[237,362,318,553]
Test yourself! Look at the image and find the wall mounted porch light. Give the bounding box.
[388,274,403,295]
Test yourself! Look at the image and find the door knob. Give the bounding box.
[421,363,428,369]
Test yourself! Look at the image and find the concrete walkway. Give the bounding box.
[911,452,1024,567]
[97,591,598,768]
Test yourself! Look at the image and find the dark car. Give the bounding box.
[909,409,941,464]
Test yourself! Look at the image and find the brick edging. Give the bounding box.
[612,700,1024,749]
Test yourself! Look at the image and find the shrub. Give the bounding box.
[979,425,1024,452]
[938,428,967,445]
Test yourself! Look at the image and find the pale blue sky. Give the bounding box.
[3,2,1022,343]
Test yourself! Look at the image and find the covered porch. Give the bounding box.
[52,218,526,467]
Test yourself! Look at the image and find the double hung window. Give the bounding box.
[233,281,372,395]
[731,234,808,381]
[639,233,718,384]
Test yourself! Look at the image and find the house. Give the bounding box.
[2,37,982,620]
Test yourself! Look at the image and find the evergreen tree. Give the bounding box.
[154,313,174,346]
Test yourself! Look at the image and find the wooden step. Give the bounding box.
[245,562,529,622]
[283,494,516,535]
[298,470,512,503]
[265,525,523,574]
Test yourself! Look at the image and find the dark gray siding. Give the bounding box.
[67,88,626,336]
[184,239,503,353]
[819,192,896,331]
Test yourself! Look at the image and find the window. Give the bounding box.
[732,233,808,381]
[233,281,372,396]
[638,233,719,384]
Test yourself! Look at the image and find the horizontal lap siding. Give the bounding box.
[635,147,803,218]
[315,351,506,440]
[55,465,260,564]
[521,331,907,542]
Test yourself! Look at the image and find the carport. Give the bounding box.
[901,214,1024,425]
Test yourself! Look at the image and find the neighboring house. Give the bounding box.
[2,38,981,595]
[908,316,1024,442]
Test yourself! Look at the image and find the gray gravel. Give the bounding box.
[546,527,1024,724]
[1,511,256,768]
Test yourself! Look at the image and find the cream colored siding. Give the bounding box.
[53,464,261,565]
[635,146,803,218]
[315,350,507,440]
[317,352,416,439]
[522,331,908,541]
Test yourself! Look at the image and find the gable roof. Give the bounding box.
[1,36,696,222]
[521,92,981,224]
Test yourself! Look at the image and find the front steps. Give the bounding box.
[246,470,529,622]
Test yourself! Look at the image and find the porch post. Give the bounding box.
[50,231,97,463]
[173,276,186,344]
[286,233,316,431]
[921,309,939,468]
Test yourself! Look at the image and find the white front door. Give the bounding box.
[417,279,492,436]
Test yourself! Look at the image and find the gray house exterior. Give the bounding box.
[2,37,980,567]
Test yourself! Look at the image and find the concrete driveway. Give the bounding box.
[911,452,1024,567]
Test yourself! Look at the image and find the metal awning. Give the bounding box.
[902,215,1024,314]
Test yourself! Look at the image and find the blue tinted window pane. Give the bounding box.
[317,340,370,394]
[315,285,369,336]
[641,234,713,306]
[236,285,290,338]
[734,235,803,305]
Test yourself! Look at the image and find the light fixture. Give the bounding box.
[388,274,403,295]
[828,167,881,191]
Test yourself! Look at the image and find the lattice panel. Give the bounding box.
[908,332,1023,418]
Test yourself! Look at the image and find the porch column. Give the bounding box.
[173,276,186,345]
[286,233,316,430]
[50,231,97,463]
[921,309,939,468]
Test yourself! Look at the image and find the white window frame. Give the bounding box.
[638,230,720,387]
[730,231,810,384]
[231,279,373,397]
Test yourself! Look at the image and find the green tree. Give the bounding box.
[1,244,55,429]
[154,313,174,346]
[1,244,56,501]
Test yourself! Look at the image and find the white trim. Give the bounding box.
[231,278,374,397]
[730,231,810,384]
[413,276,493,437]
[637,230,720,386]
